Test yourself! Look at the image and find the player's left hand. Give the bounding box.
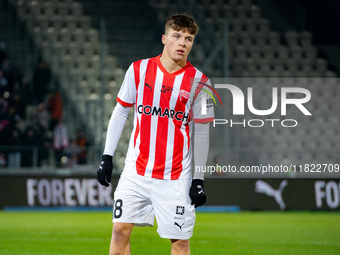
[97,155,113,187]
[189,179,206,208]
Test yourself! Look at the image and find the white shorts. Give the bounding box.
[112,173,196,240]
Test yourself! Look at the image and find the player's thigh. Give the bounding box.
[113,175,154,226]
[152,179,196,239]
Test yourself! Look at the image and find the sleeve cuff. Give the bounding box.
[117,97,134,107]
[194,117,214,123]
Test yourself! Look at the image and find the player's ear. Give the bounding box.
[162,34,166,45]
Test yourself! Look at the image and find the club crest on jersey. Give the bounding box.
[137,105,189,122]
[179,90,190,101]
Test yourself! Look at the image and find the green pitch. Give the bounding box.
[0,211,339,255]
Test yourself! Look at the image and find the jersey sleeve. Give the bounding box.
[192,79,215,123]
[116,63,137,107]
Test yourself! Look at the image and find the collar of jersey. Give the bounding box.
[155,54,191,78]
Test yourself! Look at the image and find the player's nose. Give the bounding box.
[179,38,186,47]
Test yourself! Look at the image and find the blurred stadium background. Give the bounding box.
[0,0,340,211]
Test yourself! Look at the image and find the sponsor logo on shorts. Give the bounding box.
[174,216,185,220]
[174,222,184,230]
[176,206,185,215]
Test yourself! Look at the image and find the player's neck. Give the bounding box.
[159,52,187,74]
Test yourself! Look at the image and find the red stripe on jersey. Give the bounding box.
[134,117,139,148]
[136,58,157,176]
[117,97,134,107]
[133,60,142,90]
[171,68,196,179]
[152,75,173,179]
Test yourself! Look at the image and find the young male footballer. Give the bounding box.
[97,14,214,255]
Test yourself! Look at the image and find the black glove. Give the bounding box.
[189,179,206,208]
[97,155,113,187]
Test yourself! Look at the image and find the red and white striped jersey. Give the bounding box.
[117,55,214,180]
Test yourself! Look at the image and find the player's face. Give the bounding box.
[162,28,194,63]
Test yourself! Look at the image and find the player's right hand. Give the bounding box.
[97,155,113,187]
[189,179,207,208]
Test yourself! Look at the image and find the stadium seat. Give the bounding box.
[248,45,261,61]
[65,16,78,32]
[42,1,55,17]
[50,15,63,32]
[221,4,232,20]
[236,6,247,20]
[240,31,253,46]
[257,18,270,33]
[254,33,266,46]
[28,0,43,17]
[303,45,317,61]
[79,16,92,31]
[277,45,289,60]
[290,45,303,61]
[262,45,275,61]
[258,58,271,73]
[88,29,100,44]
[250,5,261,21]
[300,59,312,74]
[268,31,280,46]
[241,0,252,9]
[284,30,299,47]
[55,2,69,17]
[35,15,49,33]
[60,30,73,45]
[315,58,327,76]
[245,18,257,35]
[230,18,243,34]
[272,59,285,74]
[71,2,84,17]
[299,31,312,47]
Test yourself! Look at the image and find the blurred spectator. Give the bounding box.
[75,129,88,164]
[8,66,24,93]
[47,90,63,131]
[0,69,9,96]
[40,131,52,167]
[33,57,51,104]
[65,139,81,166]
[53,121,69,167]
[0,42,8,68]
[213,155,225,177]
[17,77,34,105]
[7,127,22,167]
[33,102,50,131]
[32,122,49,167]
[1,59,13,91]
[21,126,36,167]
[8,92,26,119]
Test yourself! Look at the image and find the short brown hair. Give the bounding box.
[165,14,199,36]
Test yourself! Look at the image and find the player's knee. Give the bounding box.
[171,239,190,253]
[112,223,133,242]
